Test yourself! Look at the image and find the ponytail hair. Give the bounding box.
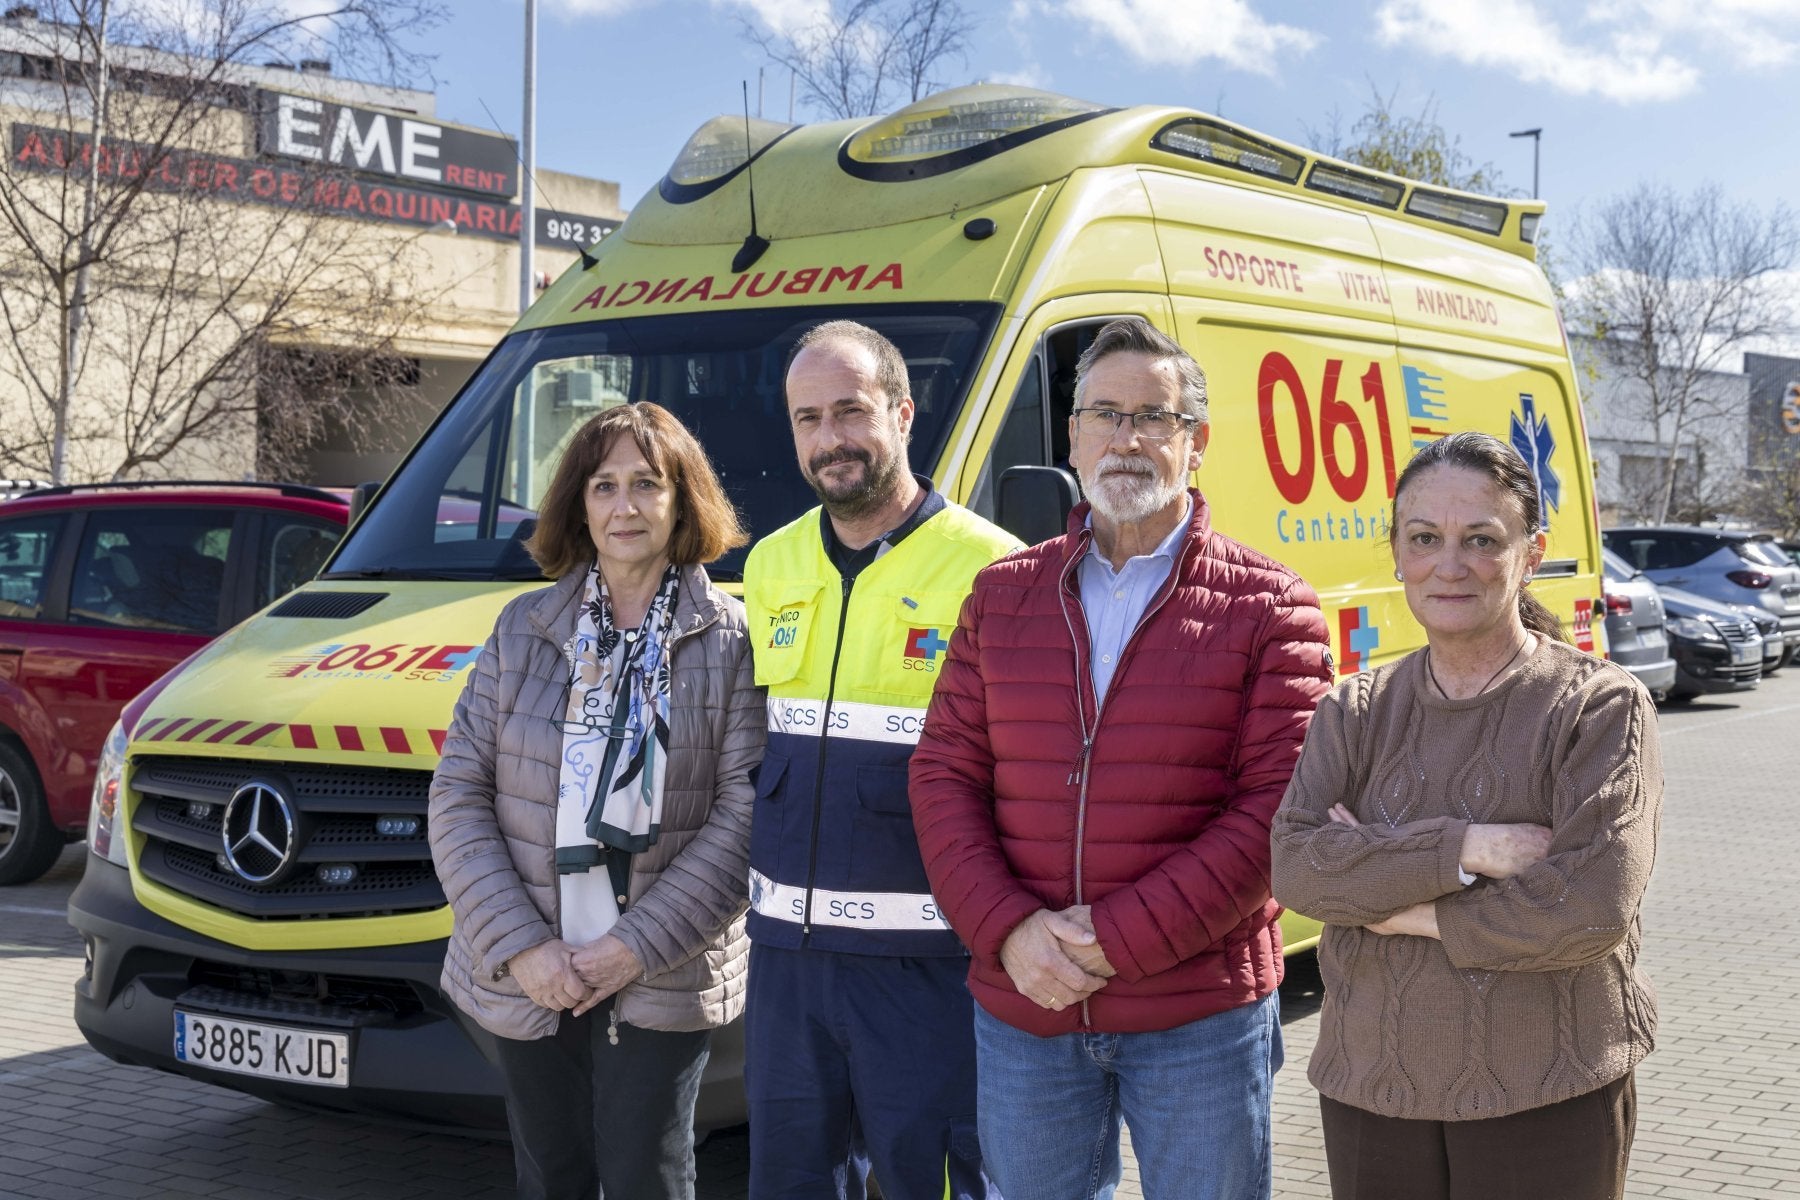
[1391,432,1568,644]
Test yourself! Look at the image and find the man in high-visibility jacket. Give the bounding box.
[743,320,1020,1200]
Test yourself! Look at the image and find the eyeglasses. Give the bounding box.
[1071,407,1199,441]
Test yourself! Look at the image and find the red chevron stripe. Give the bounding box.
[429,729,446,754]
[290,724,318,750]
[177,719,219,743]
[136,717,165,739]
[380,727,410,754]
[149,719,188,741]
[205,720,250,744]
[236,722,281,745]
[335,725,363,752]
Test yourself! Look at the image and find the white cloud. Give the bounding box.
[1375,0,1800,103]
[708,0,834,41]
[1050,0,1318,74]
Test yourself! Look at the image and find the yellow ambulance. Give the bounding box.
[68,84,1603,1125]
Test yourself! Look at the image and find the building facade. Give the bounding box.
[0,8,625,486]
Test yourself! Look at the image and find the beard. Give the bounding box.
[1081,452,1186,525]
[804,439,907,522]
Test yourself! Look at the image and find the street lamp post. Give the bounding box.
[1510,127,1542,198]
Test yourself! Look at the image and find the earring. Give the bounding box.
[1393,569,1403,582]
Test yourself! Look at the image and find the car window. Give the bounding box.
[1735,540,1791,569]
[1601,548,1638,581]
[0,515,61,619]
[70,508,233,634]
[259,518,344,609]
[1607,532,1710,571]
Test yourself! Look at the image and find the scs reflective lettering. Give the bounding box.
[828,899,878,921]
[884,713,927,735]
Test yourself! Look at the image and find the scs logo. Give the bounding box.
[901,626,948,673]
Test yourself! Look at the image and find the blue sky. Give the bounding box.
[411,0,1796,244]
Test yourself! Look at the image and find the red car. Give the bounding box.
[0,482,348,884]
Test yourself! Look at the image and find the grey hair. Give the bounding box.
[1072,316,1208,423]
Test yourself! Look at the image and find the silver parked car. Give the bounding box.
[1599,549,1677,699]
[1602,526,1800,667]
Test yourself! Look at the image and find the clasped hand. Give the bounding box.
[507,934,645,1018]
[999,906,1115,1011]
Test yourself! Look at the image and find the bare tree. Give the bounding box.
[1737,456,1800,539]
[1567,184,1799,523]
[1306,83,1506,193]
[740,0,974,121]
[0,0,445,484]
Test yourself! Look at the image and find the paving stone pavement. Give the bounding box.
[3,673,1798,1198]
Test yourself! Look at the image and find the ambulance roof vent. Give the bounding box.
[840,85,1113,182]
[660,114,797,204]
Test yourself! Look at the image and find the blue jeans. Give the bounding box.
[974,991,1283,1200]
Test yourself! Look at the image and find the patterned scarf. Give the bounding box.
[554,563,680,890]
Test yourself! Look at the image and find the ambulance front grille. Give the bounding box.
[128,756,445,920]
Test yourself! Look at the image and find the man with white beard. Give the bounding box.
[910,317,1332,1200]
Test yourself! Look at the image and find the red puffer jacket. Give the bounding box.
[910,493,1331,1035]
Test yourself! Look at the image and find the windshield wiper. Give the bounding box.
[322,568,494,582]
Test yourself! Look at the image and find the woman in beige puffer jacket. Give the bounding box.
[429,402,763,1200]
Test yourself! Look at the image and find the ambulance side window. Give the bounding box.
[969,356,1045,520]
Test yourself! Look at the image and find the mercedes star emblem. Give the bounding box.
[221,781,299,885]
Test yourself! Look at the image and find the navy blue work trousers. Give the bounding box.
[745,942,995,1200]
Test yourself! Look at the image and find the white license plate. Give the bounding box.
[1732,643,1758,665]
[174,1011,350,1088]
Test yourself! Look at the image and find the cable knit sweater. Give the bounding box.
[1269,636,1660,1121]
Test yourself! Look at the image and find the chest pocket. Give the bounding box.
[851,590,967,704]
[748,580,826,688]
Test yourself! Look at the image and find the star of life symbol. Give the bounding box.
[1509,393,1560,528]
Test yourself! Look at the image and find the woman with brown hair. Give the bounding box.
[429,401,762,1200]
[1270,431,1661,1200]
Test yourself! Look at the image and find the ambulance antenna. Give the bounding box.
[732,80,771,274]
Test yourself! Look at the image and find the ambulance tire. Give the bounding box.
[0,741,62,886]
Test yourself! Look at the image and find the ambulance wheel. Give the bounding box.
[0,741,62,886]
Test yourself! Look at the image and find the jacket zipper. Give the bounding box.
[1059,532,1186,1026]
[801,573,855,939]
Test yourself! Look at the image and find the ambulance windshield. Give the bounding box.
[326,303,1001,582]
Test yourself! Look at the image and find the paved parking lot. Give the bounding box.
[4,672,1799,1198]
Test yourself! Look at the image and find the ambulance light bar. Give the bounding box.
[1305,162,1404,209]
[1151,118,1304,184]
[1520,212,1541,244]
[842,86,1109,180]
[661,114,796,202]
[1404,187,1508,236]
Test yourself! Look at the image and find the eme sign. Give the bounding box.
[257,91,517,198]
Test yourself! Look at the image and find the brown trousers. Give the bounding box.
[1319,1072,1636,1200]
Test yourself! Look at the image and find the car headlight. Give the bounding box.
[1666,616,1724,643]
[86,719,130,866]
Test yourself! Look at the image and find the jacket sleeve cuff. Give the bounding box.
[479,918,557,983]
[970,890,1047,972]
[604,917,664,978]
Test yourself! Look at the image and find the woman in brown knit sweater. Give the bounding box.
[1270,432,1661,1200]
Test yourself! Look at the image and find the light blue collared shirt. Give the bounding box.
[1077,496,1192,704]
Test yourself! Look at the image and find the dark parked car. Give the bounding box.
[0,482,348,884]
[1599,549,1676,699]
[1657,587,1764,701]
[1604,526,1800,667]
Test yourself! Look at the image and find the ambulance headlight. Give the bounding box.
[86,719,130,867]
[842,85,1109,179]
